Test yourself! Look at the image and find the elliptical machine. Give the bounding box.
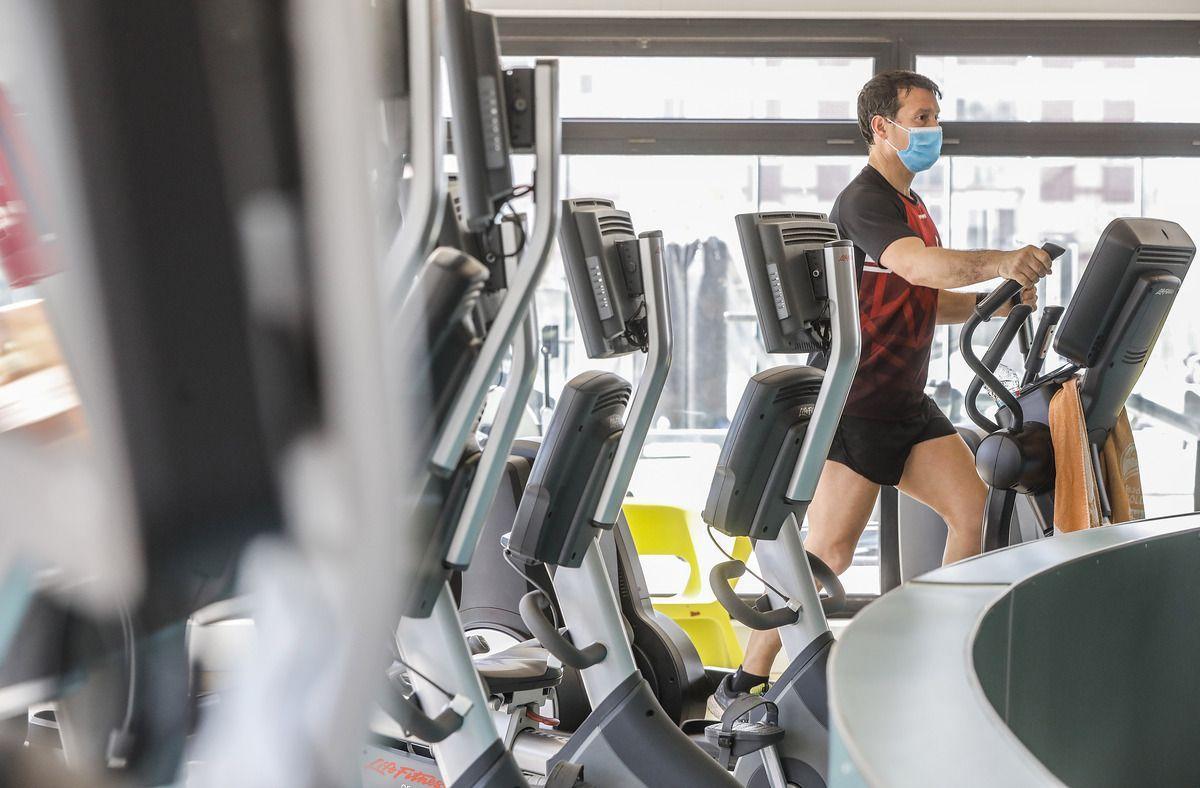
[962,219,1195,550]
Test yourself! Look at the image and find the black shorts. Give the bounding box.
[827,395,957,486]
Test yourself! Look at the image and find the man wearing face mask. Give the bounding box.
[711,70,1052,713]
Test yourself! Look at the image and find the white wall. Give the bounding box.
[475,0,1200,20]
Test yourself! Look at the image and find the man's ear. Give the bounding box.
[870,114,888,144]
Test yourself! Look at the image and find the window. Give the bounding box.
[1041,100,1074,122]
[758,156,860,214]
[955,96,1016,121]
[447,56,868,120]
[818,100,851,119]
[917,56,1200,123]
[1102,165,1136,203]
[1103,99,1136,122]
[519,57,873,119]
[1134,159,1200,518]
[816,164,851,203]
[760,163,783,204]
[1040,165,1076,202]
[525,154,758,431]
[495,32,1200,601]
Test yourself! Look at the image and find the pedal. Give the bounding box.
[704,696,785,769]
[704,719,785,763]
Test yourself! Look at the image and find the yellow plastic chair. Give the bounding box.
[622,501,752,669]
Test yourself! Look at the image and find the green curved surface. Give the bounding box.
[830,514,1200,788]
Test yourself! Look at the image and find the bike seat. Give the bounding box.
[472,643,563,695]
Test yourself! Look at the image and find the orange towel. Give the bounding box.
[1048,377,1102,532]
[1101,409,1144,523]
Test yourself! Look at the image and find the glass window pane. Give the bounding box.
[923,156,1141,409]
[917,56,1200,122]
[531,155,760,497]
[503,57,873,120]
[1134,159,1200,518]
[758,156,861,213]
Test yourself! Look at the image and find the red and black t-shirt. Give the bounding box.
[829,165,942,420]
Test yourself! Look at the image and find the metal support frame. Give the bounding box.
[445,311,538,568]
[593,232,673,527]
[878,486,902,595]
[787,241,860,504]
[550,119,1200,157]
[498,17,1200,62]
[395,586,496,786]
[444,68,560,566]
[384,0,445,304]
[393,55,563,786]
[552,546,641,705]
[431,60,560,476]
[555,224,673,705]
[757,513,831,657]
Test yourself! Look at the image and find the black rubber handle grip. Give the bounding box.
[983,304,1034,372]
[976,279,1023,319]
[1021,305,1065,387]
[379,681,465,743]
[1019,243,1064,355]
[709,561,800,631]
[976,243,1066,319]
[807,551,846,615]
[1042,242,1067,260]
[519,591,607,669]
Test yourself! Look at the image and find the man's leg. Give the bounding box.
[896,433,988,564]
[737,460,880,679]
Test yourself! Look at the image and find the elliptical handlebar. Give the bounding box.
[960,242,1066,434]
[963,303,1035,433]
[1021,305,1065,387]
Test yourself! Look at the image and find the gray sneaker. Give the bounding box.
[707,673,767,719]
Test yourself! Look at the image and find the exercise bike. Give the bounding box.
[438,206,860,787]
[694,211,859,788]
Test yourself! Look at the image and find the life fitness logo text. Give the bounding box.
[365,758,445,787]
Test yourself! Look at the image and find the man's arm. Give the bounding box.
[881,237,1052,290]
[936,286,1040,325]
[935,291,976,324]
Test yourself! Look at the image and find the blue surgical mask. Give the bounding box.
[885,117,942,173]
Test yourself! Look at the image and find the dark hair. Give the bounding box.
[856,70,942,146]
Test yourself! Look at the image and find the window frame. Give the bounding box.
[495,18,1200,159]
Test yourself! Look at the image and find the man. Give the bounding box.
[711,70,1052,711]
